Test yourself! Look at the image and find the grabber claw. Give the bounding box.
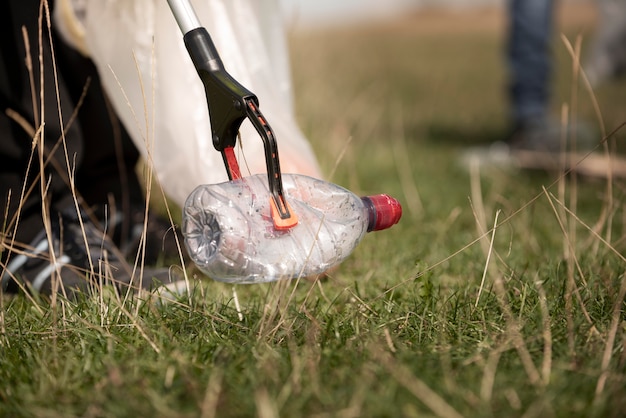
[167,0,298,229]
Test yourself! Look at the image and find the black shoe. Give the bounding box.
[1,208,179,297]
[99,205,184,265]
[460,118,596,171]
[507,118,595,153]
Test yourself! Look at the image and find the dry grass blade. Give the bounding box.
[232,286,243,322]
[475,209,500,307]
[392,106,423,220]
[493,272,542,387]
[255,387,279,418]
[595,272,626,397]
[560,32,616,247]
[542,187,599,356]
[327,136,353,182]
[535,278,552,386]
[469,159,488,252]
[546,190,626,264]
[480,342,504,402]
[200,368,224,418]
[372,348,463,418]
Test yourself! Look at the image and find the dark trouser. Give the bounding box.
[0,0,144,244]
[507,0,554,125]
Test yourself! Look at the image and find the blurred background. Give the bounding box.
[278,0,626,183]
[281,0,592,28]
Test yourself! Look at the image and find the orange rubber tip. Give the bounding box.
[270,198,298,230]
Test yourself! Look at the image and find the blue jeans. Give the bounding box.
[508,0,554,126]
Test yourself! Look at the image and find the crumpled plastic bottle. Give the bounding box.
[182,174,402,283]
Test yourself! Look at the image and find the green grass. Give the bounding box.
[3,5,626,417]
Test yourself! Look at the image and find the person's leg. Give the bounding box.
[1,0,178,296]
[586,0,626,86]
[507,0,554,128]
[0,0,84,245]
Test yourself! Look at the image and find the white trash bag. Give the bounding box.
[53,0,321,207]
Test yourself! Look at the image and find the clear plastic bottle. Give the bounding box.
[182,174,402,283]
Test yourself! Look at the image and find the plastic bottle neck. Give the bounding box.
[361,195,402,232]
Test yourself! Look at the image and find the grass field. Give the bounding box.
[2,3,626,417]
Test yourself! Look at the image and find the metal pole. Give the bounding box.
[166,0,201,34]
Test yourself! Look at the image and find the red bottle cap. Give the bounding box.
[362,194,402,232]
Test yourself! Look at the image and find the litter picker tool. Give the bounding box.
[166,0,298,229]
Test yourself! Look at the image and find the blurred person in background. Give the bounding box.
[585,0,626,86]
[501,0,624,154]
[466,0,601,166]
[504,0,563,152]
